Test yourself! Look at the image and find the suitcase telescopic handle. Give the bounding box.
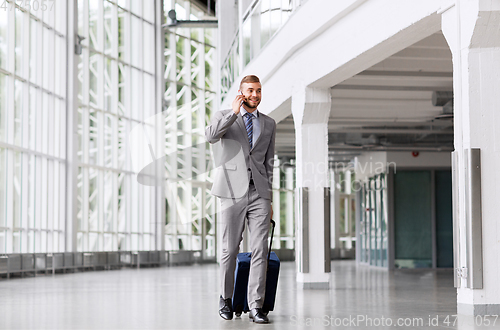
[267,219,276,263]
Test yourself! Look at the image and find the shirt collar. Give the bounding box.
[240,106,259,118]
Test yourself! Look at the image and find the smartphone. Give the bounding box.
[239,91,245,107]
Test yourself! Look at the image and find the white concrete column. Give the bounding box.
[345,170,353,249]
[330,169,341,255]
[155,1,166,253]
[442,1,500,316]
[65,0,79,252]
[217,0,238,65]
[292,85,331,289]
[272,157,281,247]
[285,166,295,249]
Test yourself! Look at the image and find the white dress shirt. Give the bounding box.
[240,106,261,145]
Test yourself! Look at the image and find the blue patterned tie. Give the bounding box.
[243,113,253,148]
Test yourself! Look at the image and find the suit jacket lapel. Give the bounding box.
[236,113,251,151]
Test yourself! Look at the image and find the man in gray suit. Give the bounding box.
[205,75,276,324]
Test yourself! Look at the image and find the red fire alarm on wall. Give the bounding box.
[412,151,420,157]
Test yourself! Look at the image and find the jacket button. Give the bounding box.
[247,168,251,171]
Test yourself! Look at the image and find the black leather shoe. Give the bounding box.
[249,308,270,324]
[219,295,233,320]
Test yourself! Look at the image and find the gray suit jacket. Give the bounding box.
[205,109,276,200]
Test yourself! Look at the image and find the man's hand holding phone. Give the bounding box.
[232,92,246,114]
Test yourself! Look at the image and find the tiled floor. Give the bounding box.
[0,261,495,329]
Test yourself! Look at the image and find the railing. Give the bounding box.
[0,250,208,279]
[220,0,299,101]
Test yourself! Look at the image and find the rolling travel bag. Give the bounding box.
[232,219,280,316]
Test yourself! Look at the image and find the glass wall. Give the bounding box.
[435,170,453,268]
[393,171,432,268]
[220,0,296,101]
[0,0,67,253]
[338,170,356,249]
[220,32,238,101]
[357,169,453,269]
[271,158,295,250]
[1,0,219,256]
[163,0,217,259]
[76,0,157,252]
[392,169,453,269]
[358,173,388,267]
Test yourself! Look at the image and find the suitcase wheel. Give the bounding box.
[235,312,242,317]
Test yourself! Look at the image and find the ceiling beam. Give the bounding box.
[328,145,453,152]
[277,128,453,135]
[357,70,452,78]
[332,84,453,91]
[277,118,453,127]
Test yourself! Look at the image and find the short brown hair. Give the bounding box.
[240,75,261,89]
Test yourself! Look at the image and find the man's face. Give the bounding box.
[240,82,262,110]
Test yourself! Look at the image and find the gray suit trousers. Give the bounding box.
[220,182,271,310]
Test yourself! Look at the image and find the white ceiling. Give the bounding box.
[275,32,454,160]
